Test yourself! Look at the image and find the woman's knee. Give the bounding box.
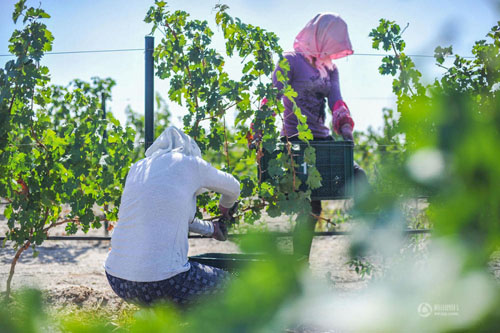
[353,163,370,195]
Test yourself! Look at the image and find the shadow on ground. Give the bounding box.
[1,241,109,265]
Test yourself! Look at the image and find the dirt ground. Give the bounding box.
[0,201,374,311]
[0,235,366,309]
[3,200,500,330]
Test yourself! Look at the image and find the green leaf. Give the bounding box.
[297,124,313,142]
[13,0,27,23]
[284,86,298,100]
[303,146,316,165]
[240,177,255,197]
[266,202,281,218]
[267,159,284,178]
[242,61,254,73]
[306,166,322,189]
[39,11,50,19]
[4,205,13,219]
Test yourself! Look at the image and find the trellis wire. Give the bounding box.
[0,140,406,151]
[0,229,431,242]
[0,48,474,59]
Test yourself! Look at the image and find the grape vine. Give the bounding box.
[145,1,322,225]
[0,1,135,297]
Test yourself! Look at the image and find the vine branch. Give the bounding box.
[391,40,415,96]
[5,239,31,299]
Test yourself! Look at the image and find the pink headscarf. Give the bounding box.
[294,13,353,77]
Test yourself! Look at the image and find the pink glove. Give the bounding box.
[332,100,355,138]
[340,124,354,141]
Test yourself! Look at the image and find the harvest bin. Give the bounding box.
[260,140,354,200]
[189,253,274,272]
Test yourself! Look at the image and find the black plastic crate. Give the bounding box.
[260,140,354,200]
[189,253,273,272]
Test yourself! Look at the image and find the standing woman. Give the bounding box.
[104,126,240,306]
[271,13,368,258]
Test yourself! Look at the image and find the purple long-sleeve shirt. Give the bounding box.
[272,51,350,138]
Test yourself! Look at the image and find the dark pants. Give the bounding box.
[285,136,369,258]
[106,261,230,307]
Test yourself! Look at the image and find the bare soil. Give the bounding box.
[0,200,427,312]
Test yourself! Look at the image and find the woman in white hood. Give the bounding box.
[104,126,240,306]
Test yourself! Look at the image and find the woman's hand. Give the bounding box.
[340,124,354,141]
[219,204,232,219]
[212,221,227,241]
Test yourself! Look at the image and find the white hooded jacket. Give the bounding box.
[104,127,240,282]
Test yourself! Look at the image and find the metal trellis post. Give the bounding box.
[145,36,154,152]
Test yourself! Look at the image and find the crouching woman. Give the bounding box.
[104,126,240,306]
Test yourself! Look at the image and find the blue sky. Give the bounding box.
[1,0,499,132]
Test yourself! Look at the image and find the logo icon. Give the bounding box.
[418,303,433,318]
